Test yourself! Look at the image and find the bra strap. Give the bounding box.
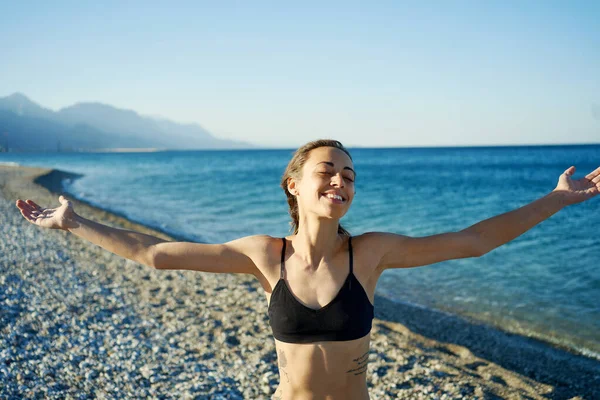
[348,236,353,273]
[280,237,286,280]
[348,236,353,290]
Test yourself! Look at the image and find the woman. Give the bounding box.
[15,139,600,399]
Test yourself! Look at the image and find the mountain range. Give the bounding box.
[0,93,254,151]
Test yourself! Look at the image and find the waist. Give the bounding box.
[274,381,370,400]
[273,335,371,398]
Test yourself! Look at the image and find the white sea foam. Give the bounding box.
[0,162,21,167]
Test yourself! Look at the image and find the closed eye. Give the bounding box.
[318,171,354,182]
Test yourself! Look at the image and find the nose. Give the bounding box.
[331,173,345,188]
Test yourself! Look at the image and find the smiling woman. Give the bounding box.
[279,139,356,236]
[14,139,600,399]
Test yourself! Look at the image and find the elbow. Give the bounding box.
[144,244,161,269]
[473,240,492,257]
[463,231,490,257]
[472,248,486,258]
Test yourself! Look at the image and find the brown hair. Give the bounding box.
[280,139,353,235]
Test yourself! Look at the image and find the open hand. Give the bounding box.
[15,195,76,230]
[553,166,600,206]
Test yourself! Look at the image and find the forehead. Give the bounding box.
[305,147,353,168]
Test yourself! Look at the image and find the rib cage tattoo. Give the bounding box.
[346,350,370,376]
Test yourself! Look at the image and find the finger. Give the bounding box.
[25,199,40,207]
[26,199,46,212]
[20,209,36,223]
[24,206,41,218]
[23,206,35,216]
[584,166,600,180]
[563,166,575,176]
[18,201,35,213]
[18,207,27,219]
[31,212,44,223]
[59,195,72,207]
[24,199,41,211]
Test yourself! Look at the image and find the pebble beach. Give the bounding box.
[1,165,598,399]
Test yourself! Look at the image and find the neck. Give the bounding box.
[293,215,344,268]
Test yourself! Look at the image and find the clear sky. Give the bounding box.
[1,1,599,148]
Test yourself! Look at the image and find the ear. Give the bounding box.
[287,177,298,196]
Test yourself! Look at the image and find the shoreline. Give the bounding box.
[1,164,599,399]
[31,168,193,243]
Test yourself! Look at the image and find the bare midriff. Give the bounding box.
[271,334,371,400]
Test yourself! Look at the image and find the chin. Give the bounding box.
[322,209,349,220]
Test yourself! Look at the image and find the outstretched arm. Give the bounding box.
[16,195,166,267]
[374,165,599,270]
[465,191,565,255]
[466,165,599,255]
[16,195,265,276]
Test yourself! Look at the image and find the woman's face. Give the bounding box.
[290,146,356,221]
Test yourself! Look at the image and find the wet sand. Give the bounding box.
[0,164,598,399]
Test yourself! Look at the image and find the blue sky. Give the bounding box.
[1,1,599,148]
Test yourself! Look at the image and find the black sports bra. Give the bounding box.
[267,236,374,344]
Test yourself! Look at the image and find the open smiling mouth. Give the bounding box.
[321,193,346,204]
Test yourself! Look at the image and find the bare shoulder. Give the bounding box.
[231,234,284,290]
[229,234,281,263]
[349,232,398,275]
[351,231,407,254]
[352,231,405,246]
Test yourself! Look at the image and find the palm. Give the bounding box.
[554,166,600,205]
[15,196,75,230]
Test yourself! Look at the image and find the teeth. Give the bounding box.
[325,194,343,201]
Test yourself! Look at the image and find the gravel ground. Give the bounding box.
[1,165,598,399]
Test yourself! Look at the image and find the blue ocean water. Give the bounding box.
[2,145,599,359]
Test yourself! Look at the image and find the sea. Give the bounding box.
[2,144,599,360]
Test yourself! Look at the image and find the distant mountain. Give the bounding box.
[0,93,254,151]
[0,92,56,121]
[0,109,145,151]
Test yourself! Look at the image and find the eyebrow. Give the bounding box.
[316,161,356,176]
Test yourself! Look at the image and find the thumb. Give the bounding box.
[564,166,575,176]
[59,195,72,206]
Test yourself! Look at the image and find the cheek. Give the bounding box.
[297,181,322,199]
